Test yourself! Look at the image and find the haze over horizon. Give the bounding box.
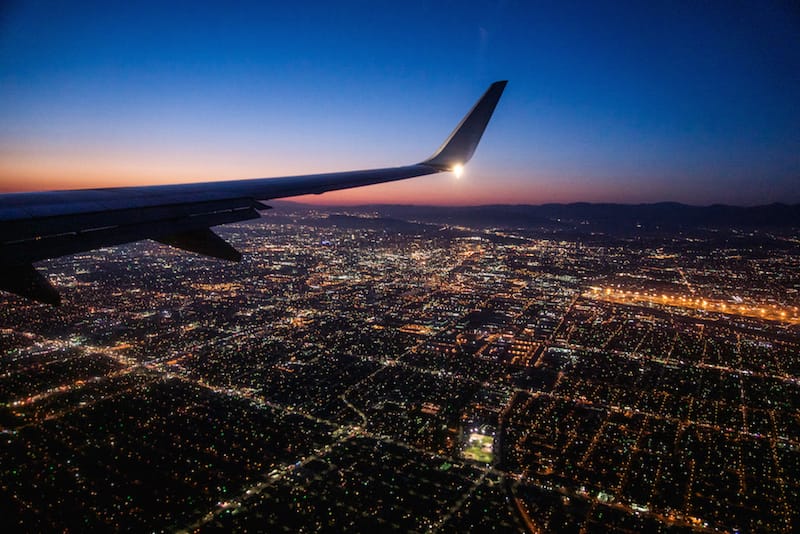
[2,1,799,206]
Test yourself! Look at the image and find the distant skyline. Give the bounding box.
[1,1,798,206]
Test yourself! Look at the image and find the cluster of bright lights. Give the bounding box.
[588,286,799,323]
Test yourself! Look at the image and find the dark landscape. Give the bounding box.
[2,203,798,532]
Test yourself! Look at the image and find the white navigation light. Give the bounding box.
[453,163,464,178]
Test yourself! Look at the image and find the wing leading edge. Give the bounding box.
[0,81,507,304]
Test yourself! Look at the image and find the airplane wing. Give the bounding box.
[0,81,507,304]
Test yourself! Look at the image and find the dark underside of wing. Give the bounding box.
[0,164,440,304]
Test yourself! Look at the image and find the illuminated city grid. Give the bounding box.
[1,208,798,532]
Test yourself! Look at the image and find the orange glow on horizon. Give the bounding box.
[1,151,680,205]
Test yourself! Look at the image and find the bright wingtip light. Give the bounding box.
[453,164,464,178]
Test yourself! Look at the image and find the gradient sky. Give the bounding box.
[1,1,798,206]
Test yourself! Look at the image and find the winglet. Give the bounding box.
[423,80,507,171]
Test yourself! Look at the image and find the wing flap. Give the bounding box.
[0,264,61,306]
[156,229,242,261]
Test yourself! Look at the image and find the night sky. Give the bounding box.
[1,1,798,206]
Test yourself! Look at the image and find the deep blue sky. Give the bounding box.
[1,1,798,205]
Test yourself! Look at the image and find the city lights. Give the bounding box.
[1,208,797,532]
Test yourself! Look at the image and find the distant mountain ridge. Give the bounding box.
[269,201,800,233]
